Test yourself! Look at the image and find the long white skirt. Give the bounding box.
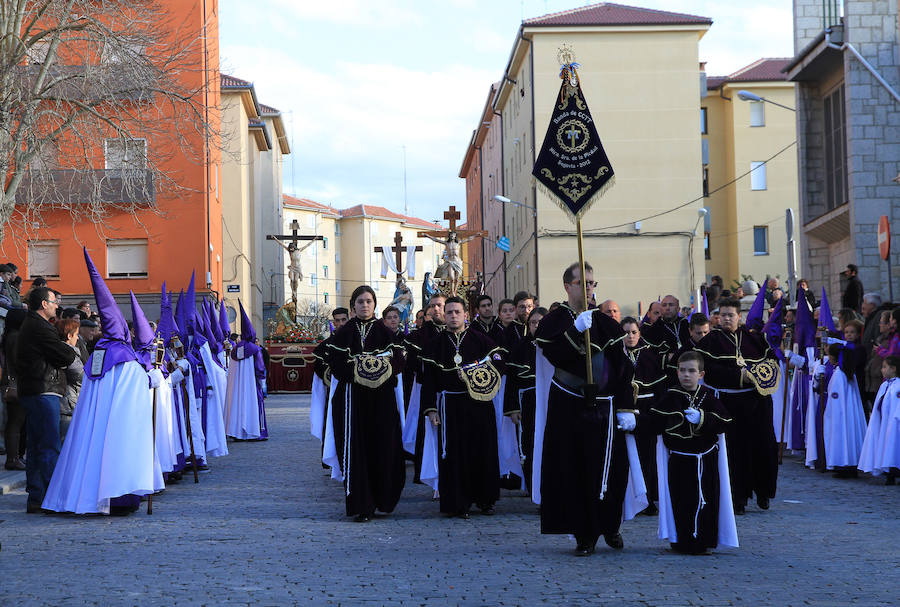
[224,357,265,440]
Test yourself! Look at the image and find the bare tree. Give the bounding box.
[0,0,217,239]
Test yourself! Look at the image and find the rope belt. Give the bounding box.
[438,390,467,460]
[670,442,719,538]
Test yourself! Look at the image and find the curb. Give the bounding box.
[0,470,26,494]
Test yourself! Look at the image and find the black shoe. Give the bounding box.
[574,544,594,556]
[734,502,746,515]
[457,510,470,520]
[26,502,43,514]
[5,458,26,471]
[354,514,371,523]
[757,496,770,510]
[479,504,495,515]
[603,533,624,550]
[640,502,658,516]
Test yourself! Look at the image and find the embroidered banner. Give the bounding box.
[532,58,615,222]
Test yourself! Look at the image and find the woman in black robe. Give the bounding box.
[325,285,406,522]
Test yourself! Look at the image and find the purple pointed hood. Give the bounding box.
[200,301,218,349]
[819,287,837,333]
[207,300,224,343]
[763,298,785,362]
[158,283,180,349]
[239,299,256,342]
[184,271,197,336]
[130,291,156,370]
[794,286,816,349]
[175,289,189,344]
[84,247,129,342]
[701,289,709,317]
[745,278,768,331]
[191,301,209,350]
[218,300,232,340]
[82,247,136,378]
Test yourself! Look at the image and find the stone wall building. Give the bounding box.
[787,0,900,302]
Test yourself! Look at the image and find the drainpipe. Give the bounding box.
[825,28,900,105]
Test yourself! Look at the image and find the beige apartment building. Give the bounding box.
[279,197,443,316]
[703,59,800,290]
[489,4,712,315]
[220,74,290,329]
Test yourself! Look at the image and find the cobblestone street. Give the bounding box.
[2,393,898,606]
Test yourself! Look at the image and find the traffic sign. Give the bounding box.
[496,236,511,253]
[878,215,891,261]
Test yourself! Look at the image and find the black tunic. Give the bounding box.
[503,320,528,352]
[325,318,406,517]
[470,316,507,349]
[420,328,504,514]
[503,335,537,494]
[626,339,667,503]
[534,304,634,546]
[404,321,444,482]
[695,327,778,505]
[642,317,691,383]
[646,385,731,552]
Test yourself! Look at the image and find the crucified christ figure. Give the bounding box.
[273,239,317,303]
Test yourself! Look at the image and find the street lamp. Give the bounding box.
[736,90,796,112]
[493,194,537,217]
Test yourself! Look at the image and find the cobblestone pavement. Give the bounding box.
[2,393,898,606]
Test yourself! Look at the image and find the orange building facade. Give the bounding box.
[0,0,224,318]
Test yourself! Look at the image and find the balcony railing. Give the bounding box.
[13,169,156,206]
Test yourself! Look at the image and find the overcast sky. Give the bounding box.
[219,0,793,224]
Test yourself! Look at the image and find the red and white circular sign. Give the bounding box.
[878,215,891,261]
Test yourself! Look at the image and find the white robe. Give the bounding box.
[43,361,164,514]
[224,355,265,440]
[310,373,328,440]
[858,377,900,475]
[154,378,178,474]
[199,343,228,457]
[823,368,867,469]
[183,365,208,462]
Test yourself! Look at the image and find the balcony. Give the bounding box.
[13,169,156,206]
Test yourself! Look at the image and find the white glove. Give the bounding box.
[616,411,636,431]
[574,310,594,333]
[788,352,806,368]
[812,362,825,379]
[825,337,847,346]
[148,368,164,388]
[684,408,701,424]
[169,369,185,385]
[176,359,190,373]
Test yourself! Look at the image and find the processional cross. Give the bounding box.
[417,205,487,297]
[375,231,421,324]
[267,219,324,309]
[374,231,422,281]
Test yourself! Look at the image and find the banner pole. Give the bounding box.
[576,218,594,384]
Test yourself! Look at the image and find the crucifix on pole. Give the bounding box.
[375,231,422,281]
[417,205,487,296]
[267,219,324,308]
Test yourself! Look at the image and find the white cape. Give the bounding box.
[771,360,789,442]
[43,361,163,514]
[183,366,208,463]
[310,373,328,440]
[401,380,422,455]
[224,356,265,440]
[531,346,646,518]
[805,359,824,468]
[199,343,228,457]
[858,377,900,474]
[656,434,739,548]
[823,368,867,469]
[154,379,178,474]
[494,376,525,486]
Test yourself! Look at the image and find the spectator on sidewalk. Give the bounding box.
[14,287,76,513]
[2,309,27,470]
[55,318,84,441]
[841,264,863,314]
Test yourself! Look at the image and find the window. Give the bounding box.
[750,101,765,127]
[323,237,328,250]
[753,226,769,256]
[702,167,710,197]
[824,84,848,212]
[704,233,711,260]
[105,138,147,171]
[700,107,708,134]
[26,40,50,64]
[27,240,60,279]
[101,40,145,65]
[324,293,329,304]
[310,273,317,286]
[322,265,329,278]
[750,161,767,190]
[107,239,148,277]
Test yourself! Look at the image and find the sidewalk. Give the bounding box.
[0,467,26,494]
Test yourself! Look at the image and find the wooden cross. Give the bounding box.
[266,219,324,247]
[416,205,487,241]
[375,231,422,279]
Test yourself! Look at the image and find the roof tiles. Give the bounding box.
[524,2,711,27]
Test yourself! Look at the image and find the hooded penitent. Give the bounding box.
[130,291,156,371]
[745,278,769,332]
[83,247,137,378]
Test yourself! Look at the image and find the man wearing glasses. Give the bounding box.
[532,262,638,556]
[14,287,77,513]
